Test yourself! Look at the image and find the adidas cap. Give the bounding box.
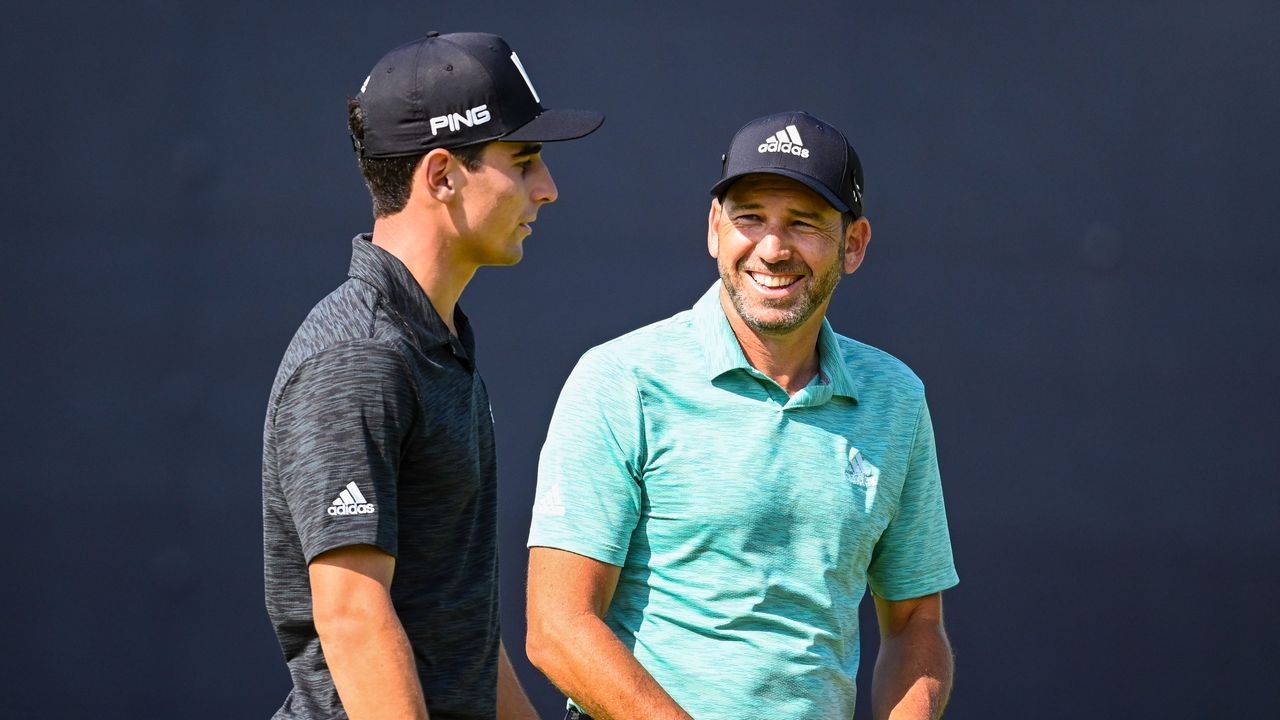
[710,111,864,216]
[354,31,604,158]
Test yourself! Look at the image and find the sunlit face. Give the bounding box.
[453,141,558,266]
[708,174,865,336]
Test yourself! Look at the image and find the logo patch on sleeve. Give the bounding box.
[328,482,377,516]
[533,478,566,517]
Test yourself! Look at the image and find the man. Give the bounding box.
[526,111,957,719]
[262,32,602,719]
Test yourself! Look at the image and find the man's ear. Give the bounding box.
[416,148,459,203]
[843,216,871,274]
[707,198,723,259]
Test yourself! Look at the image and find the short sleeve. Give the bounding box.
[272,342,415,563]
[867,398,959,600]
[527,349,645,566]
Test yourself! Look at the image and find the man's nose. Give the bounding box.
[533,162,558,205]
[755,226,792,262]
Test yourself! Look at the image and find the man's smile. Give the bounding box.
[745,270,805,296]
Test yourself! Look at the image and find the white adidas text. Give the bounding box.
[759,139,809,157]
[328,503,376,516]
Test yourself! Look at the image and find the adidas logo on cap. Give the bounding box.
[712,111,863,216]
[758,124,809,158]
[328,481,376,516]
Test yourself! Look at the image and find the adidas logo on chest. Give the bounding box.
[758,124,810,158]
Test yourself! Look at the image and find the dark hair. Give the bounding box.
[347,96,487,218]
[840,211,856,233]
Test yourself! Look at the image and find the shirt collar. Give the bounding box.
[691,281,858,401]
[348,234,475,362]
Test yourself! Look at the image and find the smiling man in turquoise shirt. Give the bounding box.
[526,111,958,720]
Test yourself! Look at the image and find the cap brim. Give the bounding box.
[502,108,604,143]
[710,169,851,214]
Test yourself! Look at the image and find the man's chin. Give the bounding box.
[734,300,811,335]
[744,313,806,335]
[493,242,525,266]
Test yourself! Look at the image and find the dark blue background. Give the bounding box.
[5,1,1278,717]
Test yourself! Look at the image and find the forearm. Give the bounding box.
[528,612,691,720]
[317,597,428,720]
[498,641,539,720]
[871,621,953,720]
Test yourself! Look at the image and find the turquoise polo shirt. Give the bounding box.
[528,282,958,719]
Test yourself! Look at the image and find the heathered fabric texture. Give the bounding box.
[262,236,499,720]
[528,282,958,719]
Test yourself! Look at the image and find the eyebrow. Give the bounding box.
[510,143,543,158]
[788,208,825,221]
[727,201,825,221]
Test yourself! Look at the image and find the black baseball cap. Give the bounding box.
[354,31,604,158]
[710,111,864,216]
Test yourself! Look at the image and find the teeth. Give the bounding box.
[750,273,796,288]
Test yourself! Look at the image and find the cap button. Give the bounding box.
[425,30,440,38]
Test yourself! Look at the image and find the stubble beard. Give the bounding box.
[720,258,842,336]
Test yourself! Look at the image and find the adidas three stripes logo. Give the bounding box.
[757,124,810,158]
[327,481,377,516]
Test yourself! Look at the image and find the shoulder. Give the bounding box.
[573,308,699,379]
[277,340,414,406]
[834,333,926,399]
[290,279,385,352]
[269,328,415,428]
[265,340,418,444]
[271,280,406,390]
[548,309,700,412]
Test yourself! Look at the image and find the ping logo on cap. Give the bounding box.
[429,104,492,136]
[758,124,809,158]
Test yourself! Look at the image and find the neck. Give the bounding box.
[719,290,825,396]
[370,210,477,336]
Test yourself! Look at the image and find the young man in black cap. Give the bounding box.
[262,32,602,720]
[527,111,957,719]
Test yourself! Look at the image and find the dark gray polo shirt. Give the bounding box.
[262,235,498,720]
